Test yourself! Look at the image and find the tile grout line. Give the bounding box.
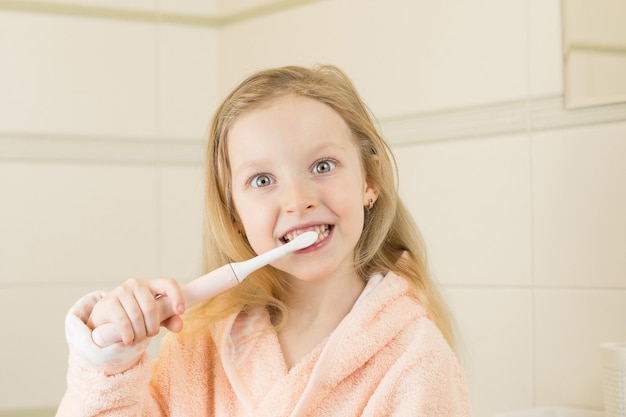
[154,1,164,279]
[525,0,537,407]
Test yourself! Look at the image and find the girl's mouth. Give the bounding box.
[281,225,332,244]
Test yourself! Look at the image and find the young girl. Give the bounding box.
[57,65,471,416]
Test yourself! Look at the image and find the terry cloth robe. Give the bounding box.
[56,271,472,417]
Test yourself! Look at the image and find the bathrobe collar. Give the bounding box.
[210,271,425,417]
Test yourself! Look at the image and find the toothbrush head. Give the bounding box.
[287,230,319,251]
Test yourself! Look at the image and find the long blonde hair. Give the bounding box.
[185,64,455,349]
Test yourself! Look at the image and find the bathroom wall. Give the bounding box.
[1,0,625,416]
[0,0,218,412]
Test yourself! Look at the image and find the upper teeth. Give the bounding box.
[284,225,329,243]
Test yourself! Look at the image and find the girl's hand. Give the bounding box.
[86,278,186,346]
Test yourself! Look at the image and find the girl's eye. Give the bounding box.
[313,159,336,174]
[250,174,273,188]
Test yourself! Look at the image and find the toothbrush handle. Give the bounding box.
[91,264,239,347]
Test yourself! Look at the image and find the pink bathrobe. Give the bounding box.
[57,272,471,416]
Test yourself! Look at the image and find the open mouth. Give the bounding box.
[281,225,332,244]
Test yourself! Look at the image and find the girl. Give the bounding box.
[57,65,471,416]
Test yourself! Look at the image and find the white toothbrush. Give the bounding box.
[92,231,319,347]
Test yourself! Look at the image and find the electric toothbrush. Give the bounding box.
[91,231,319,347]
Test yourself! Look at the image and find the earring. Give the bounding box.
[368,198,374,210]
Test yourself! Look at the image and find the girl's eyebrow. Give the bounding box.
[231,159,268,177]
[308,142,349,155]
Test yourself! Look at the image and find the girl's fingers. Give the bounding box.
[116,280,149,344]
[161,315,184,333]
[134,282,163,340]
[147,278,186,317]
[119,278,186,342]
[104,297,137,345]
[88,278,186,345]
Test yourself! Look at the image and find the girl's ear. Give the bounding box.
[363,154,381,207]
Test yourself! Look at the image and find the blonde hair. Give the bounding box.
[185,64,455,349]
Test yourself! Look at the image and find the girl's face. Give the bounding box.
[227,94,377,282]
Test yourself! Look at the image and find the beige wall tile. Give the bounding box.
[219,0,529,118]
[159,166,205,281]
[445,287,533,417]
[528,0,564,97]
[532,122,626,288]
[157,25,219,140]
[0,12,157,138]
[0,163,160,285]
[218,0,348,92]
[343,0,529,117]
[394,135,532,286]
[534,289,626,409]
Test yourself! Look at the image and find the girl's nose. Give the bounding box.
[281,178,317,214]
